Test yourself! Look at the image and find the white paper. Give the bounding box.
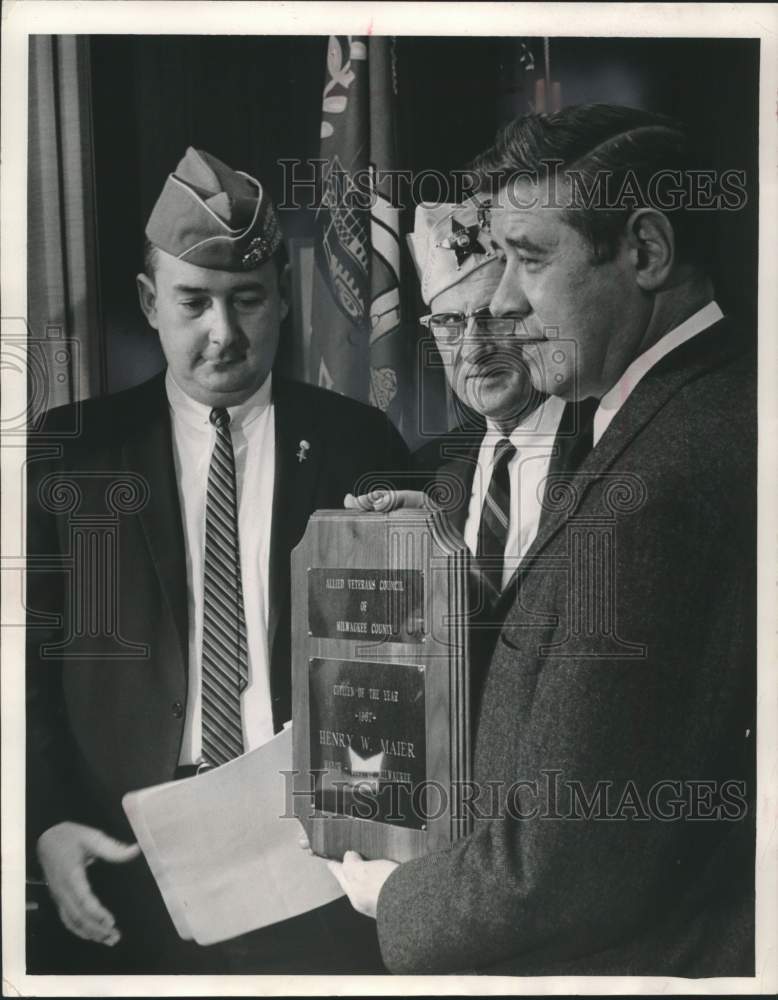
[122,725,342,945]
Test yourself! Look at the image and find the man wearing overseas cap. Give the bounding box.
[26,147,408,972]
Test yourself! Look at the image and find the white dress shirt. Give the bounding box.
[593,300,723,447]
[464,394,567,588]
[166,370,276,764]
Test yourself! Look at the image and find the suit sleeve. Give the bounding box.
[375,415,755,973]
[25,445,87,862]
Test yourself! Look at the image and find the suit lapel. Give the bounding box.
[120,374,325,708]
[121,374,188,669]
[267,378,324,664]
[436,452,477,538]
[432,428,483,539]
[500,318,747,598]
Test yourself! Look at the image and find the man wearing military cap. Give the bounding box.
[26,147,408,972]
[352,200,592,646]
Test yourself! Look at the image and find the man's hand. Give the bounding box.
[37,821,141,946]
[297,827,398,918]
[344,489,435,513]
[326,850,399,919]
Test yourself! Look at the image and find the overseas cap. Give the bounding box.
[145,147,283,272]
[407,199,501,305]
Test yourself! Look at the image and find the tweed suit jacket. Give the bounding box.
[376,317,756,977]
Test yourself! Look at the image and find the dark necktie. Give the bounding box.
[539,398,599,532]
[201,407,248,766]
[476,437,517,601]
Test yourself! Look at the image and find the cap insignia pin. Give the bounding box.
[438,218,487,267]
[242,236,272,268]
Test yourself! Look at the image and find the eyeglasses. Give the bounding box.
[419,309,526,345]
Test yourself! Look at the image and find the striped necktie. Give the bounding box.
[476,437,517,601]
[201,407,248,766]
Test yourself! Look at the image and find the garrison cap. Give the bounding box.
[145,147,283,271]
[407,198,501,305]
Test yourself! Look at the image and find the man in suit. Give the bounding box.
[348,199,593,711]
[330,105,756,977]
[26,147,408,972]
[356,199,593,708]
[409,201,596,603]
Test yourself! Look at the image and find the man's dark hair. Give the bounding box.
[142,238,290,285]
[472,104,717,269]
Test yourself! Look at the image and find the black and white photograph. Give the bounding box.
[2,1,776,994]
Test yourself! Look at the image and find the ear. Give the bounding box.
[624,209,675,291]
[136,273,159,330]
[277,262,291,322]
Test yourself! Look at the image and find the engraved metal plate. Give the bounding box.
[307,568,424,644]
[309,657,427,829]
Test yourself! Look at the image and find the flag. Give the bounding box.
[310,36,405,429]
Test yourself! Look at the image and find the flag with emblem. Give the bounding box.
[310,35,406,429]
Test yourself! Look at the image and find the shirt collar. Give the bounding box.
[165,369,273,431]
[483,393,567,455]
[594,300,723,447]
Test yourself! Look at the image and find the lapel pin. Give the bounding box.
[297,439,311,463]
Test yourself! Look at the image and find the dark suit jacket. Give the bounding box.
[411,401,593,715]
[25,371,408,971]
[411,417,484,534]
[411,397,592,540]
[376,317,756,977]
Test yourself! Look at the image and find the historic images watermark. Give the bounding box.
[278,158,748,214]
[4,316,152,660]
[282,769,749,825]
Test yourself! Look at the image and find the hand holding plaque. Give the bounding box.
[343,488,435,512]
[291,508,471,864]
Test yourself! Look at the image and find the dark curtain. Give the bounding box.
[28,35,105,406]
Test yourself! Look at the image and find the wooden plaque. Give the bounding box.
[291,509,472,863]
